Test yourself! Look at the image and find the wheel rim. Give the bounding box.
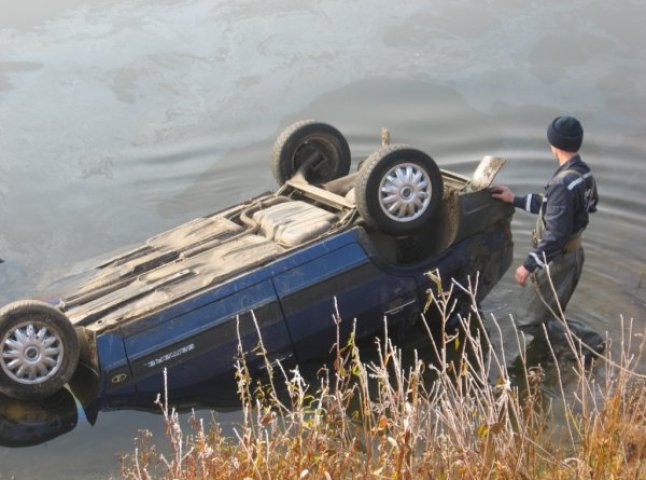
[379,162,432,222]
[1,320,64,385]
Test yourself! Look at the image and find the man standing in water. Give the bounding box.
[491,115,603,354]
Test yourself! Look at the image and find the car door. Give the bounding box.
[272,237,419,363]
[120,277,294,397]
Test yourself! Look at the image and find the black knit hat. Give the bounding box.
[547,115,583,152]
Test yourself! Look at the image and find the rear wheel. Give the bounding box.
[272,120,351,185]
[355,145,443,235]
[0,301,79,400]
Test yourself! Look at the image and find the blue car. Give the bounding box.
[0,121,513,402]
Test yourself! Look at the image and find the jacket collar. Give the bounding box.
[554,154,582,176]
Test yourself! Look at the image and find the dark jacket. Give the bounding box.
[513,155,598,272]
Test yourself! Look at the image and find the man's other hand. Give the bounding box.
[515,265,530,286]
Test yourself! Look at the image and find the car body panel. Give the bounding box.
[274,239,420,361]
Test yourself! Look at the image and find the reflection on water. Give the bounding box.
[0,363,243,445]
[1,0,645,478]
[0,389,78,449]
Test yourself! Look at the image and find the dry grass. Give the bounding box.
[121,272,646,479]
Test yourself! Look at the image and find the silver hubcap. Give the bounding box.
[1,321,64,385]
[379,162,432,222]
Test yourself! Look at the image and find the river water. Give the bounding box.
[1,1,645,478]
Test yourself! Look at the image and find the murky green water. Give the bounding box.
[1,1,645,478]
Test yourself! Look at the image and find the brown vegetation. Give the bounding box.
[121,272,646,479]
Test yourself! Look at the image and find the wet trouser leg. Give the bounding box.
[513,248,599,346]
[514,248,605,363]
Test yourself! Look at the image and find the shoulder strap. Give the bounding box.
[553,168,592,191]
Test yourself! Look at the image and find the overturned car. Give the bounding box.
[0,121,514,402]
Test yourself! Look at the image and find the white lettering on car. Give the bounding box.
[145,343,196,368]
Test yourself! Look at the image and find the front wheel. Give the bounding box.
[355,145,443,235]
[0,300,79,400]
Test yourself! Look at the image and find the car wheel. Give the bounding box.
[272,120,351,185]
[355,145,443,235]
[0,300,79,400]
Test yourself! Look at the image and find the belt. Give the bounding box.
[531,231,582,252]
[563,235,582,253]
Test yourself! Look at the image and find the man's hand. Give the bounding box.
[515,265,530,286]
[491,185,514,203]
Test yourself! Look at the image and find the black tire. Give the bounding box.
[271,120,351,185]
[355,145,443,235]
[0,300,79,400]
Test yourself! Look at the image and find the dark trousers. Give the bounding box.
[513,248,602,350]
[516,248,583,336]
[511,248,605,375]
